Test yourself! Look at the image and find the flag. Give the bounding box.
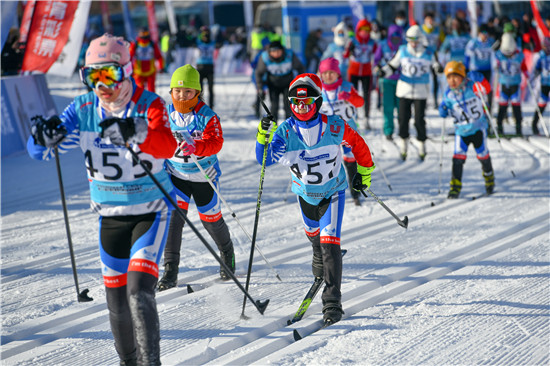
[531,0,549,40]
[21,0,91,77]
[145,0,159,43]
[408,0,416,26]
[348,0,365,27]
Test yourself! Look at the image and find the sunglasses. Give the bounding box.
[288,96,320,106]
[79,62,132,89]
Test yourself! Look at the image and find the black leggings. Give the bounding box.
[350,75,372,120]
[398,98,427,141]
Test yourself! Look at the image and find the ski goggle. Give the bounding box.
[288,96,320,106]
[79,62,132,89]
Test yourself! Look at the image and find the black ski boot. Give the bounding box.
[322,301,344,325]
[447,179,462,199]
[157,262,178,291]
[119,358,137,366]
[484,171,495,194]
[219,246,235,280]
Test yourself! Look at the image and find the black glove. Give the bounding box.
[432,62,444,74]
[374,66,385,78]
[31,115,67,148]
[99,117,148,146]
[260,115,275,131]
[257,89,266,100]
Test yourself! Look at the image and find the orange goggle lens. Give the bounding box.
[80,64,125,89]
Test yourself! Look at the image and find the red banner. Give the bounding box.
[19,0,36,45]
[21,1,79,74]
[531,0,549,39]
[408,0,416,26]
[145,0,159,43]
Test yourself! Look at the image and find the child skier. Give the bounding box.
[27,34,177,365]
[195,26,218,108]
[158,64,236,291]
[321,21,351,78]
[374,24,404,140]
[255,73,375,325]
[129,28,164,93]
[379,25,444,161]
[318,57,365,206]
[531,37,550,135]
[343,19,378,130]
[464,24,495,111]
[438,61,495,198]
[494,33,529,136]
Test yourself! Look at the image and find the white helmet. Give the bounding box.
[405,25,423,42]
[500,33,517,56]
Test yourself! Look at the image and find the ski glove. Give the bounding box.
[338,91,351,100]
[432,62,444,74]
[99,117,148,146]
[31,115,67,148]
[374,66,385,78]
[257,116,277,144]
[352,164,375,192]
[438,102,449,118]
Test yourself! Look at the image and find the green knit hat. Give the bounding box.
[170,64,201,90]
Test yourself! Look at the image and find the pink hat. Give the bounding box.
[85,33,131,65]
[318,57,341,75]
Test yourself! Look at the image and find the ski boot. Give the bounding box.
[447,179,462,199]
[400,138,408,161]
[418,140,426,161]
[483,171,495,194]
[157,262,178,291]
[219,246,235,280]
[322,301,344,325]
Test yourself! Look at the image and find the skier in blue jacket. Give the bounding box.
[439,61,495,199]
[255,73,375,325]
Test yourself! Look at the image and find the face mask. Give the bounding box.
[396,19,406,27]
[425,23,433,30]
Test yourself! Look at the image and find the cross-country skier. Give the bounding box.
[438,61,495,198]
[27,33,177,366]
[158,64,235,291]
[129,28,165,93]
[494,33,529,136]
[254,40,305,121]
[255,73,375,325]
[343,19,378,130]
[378,25,444,161]
[318,57,365,206]
[195,26,219,108]
[531,37,550,135]
[321,21,351,79]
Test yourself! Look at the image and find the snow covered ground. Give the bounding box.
[2,73,549,365]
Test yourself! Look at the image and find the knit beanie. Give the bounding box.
[85,34,131,65]
[170,64,201,91]
[319,57,341,75]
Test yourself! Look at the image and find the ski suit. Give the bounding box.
[255,48,305,121]
[465,37,495,108]
[531,49,550,134]
[439,72,494,190]
[255,113,373,307]
[494,49,528,134]
[162,100,233,268]
[129,36,165,93]
[27,79,176,365]
[321,22,350,78]
[383,43,439,145]
[440,33,471,63]
[319,80,364,201]
[374,24,403,138]
[344,19,378,127]
[196,38,217,108]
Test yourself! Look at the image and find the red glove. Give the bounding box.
[179,141,196,156]
[473,79,491,96]
[338,91,351,100]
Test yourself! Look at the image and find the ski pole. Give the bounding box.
[360,187,408,229]
[438,117,446,194]
[478,90,516,178]
[187,152,282,282]
[241,99,273,318]
[524,78,550,138]
[125,143,269,315]
[54,147,93,303]
[363,137,392,191]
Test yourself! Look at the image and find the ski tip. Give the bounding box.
[186,285,194,294]
[293,329,302,341]
[276,274,283,282]
[430,201,435,207]
[340,249,348,257]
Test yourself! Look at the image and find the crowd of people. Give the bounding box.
[16,7,550,366]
